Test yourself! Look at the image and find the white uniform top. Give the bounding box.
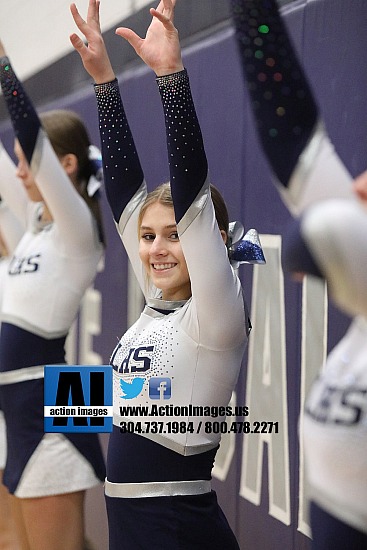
[111,181,248,455]
[0,56,105,499]
[0,142,26,248]
[281,122,367,535]
[274,56,367,540]
[304,316,367,533]
[0,200,24,308]
[97,71,249,457]
[0,59,103,372]
[0,147,24,468]
[0,135,103,343]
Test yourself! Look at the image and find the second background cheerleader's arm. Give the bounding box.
[230,0,354,215]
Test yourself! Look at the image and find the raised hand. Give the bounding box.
[116,0,183,77]
[70,0,115,84]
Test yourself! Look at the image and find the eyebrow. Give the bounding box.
[140,224,177,231]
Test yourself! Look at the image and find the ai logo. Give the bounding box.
[44,365,113,433]
[149,378,171,400]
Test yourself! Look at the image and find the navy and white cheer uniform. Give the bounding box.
[0,57,105,497]
[0,145,25,469]
[232,0,367,545]
[95,70,249,548]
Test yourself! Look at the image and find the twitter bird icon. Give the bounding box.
[120,378,145,399]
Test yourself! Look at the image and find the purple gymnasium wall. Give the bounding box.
[0,1,366,548]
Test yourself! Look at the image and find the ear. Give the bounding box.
[220,229,228,245]
[59,153,78,179]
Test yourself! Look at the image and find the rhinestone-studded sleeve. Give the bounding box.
[95,79,144,223]
[0,56,40,166]
[231,0,318,186]
[156,70,208,224]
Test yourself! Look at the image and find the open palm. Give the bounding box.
[116,0,183,76]
[70,0,115,84]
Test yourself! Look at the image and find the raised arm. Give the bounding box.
[115,0,208,222]
[0,42,96,252]
[0,42,39,169]
[231,0,353,214]
[231,0,367,318]
[116,1,245,344]
[70,0,144,223]
[231,0,317,184]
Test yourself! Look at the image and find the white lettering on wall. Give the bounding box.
[240,235,290,525]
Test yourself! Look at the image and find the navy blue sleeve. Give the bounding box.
[156,70,208,224]
[231,0,318,186]
[0,56,40,166]
[95,79,144,223]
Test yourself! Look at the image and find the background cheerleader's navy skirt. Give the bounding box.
[0,377,105,494]
[105,489,240,550]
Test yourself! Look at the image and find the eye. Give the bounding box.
[170,232,179,241]
[141,233,155,241]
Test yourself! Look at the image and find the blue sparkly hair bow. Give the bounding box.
[87,145,103,197]
[228,221,266,268]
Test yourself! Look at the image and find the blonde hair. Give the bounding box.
[138,182,229,243]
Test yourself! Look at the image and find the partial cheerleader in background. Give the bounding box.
[231,0,367,548]
[0,38,106,550]
[0,144,25,549]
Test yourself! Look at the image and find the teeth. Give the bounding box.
[153,263,175,270]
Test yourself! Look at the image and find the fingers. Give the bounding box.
[150,0,177,30]
[156,0,176,14]
[70,3,87,33]
[71,0,100,34]
[69,32,86,54]
[87,0,100,27]
[150,8,176,32]
[70,0,115,83]
[153,0,175,20]
[95,0,101,26]
[162,0,176,12]
[115,27,143,52]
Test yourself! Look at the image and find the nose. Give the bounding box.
[150,235,168,256]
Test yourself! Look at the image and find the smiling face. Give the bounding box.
[14,139,44,202]
[139,201,191,301]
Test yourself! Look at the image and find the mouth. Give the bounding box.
[152,263,176,271]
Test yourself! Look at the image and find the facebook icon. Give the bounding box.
[149,378,171,400]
